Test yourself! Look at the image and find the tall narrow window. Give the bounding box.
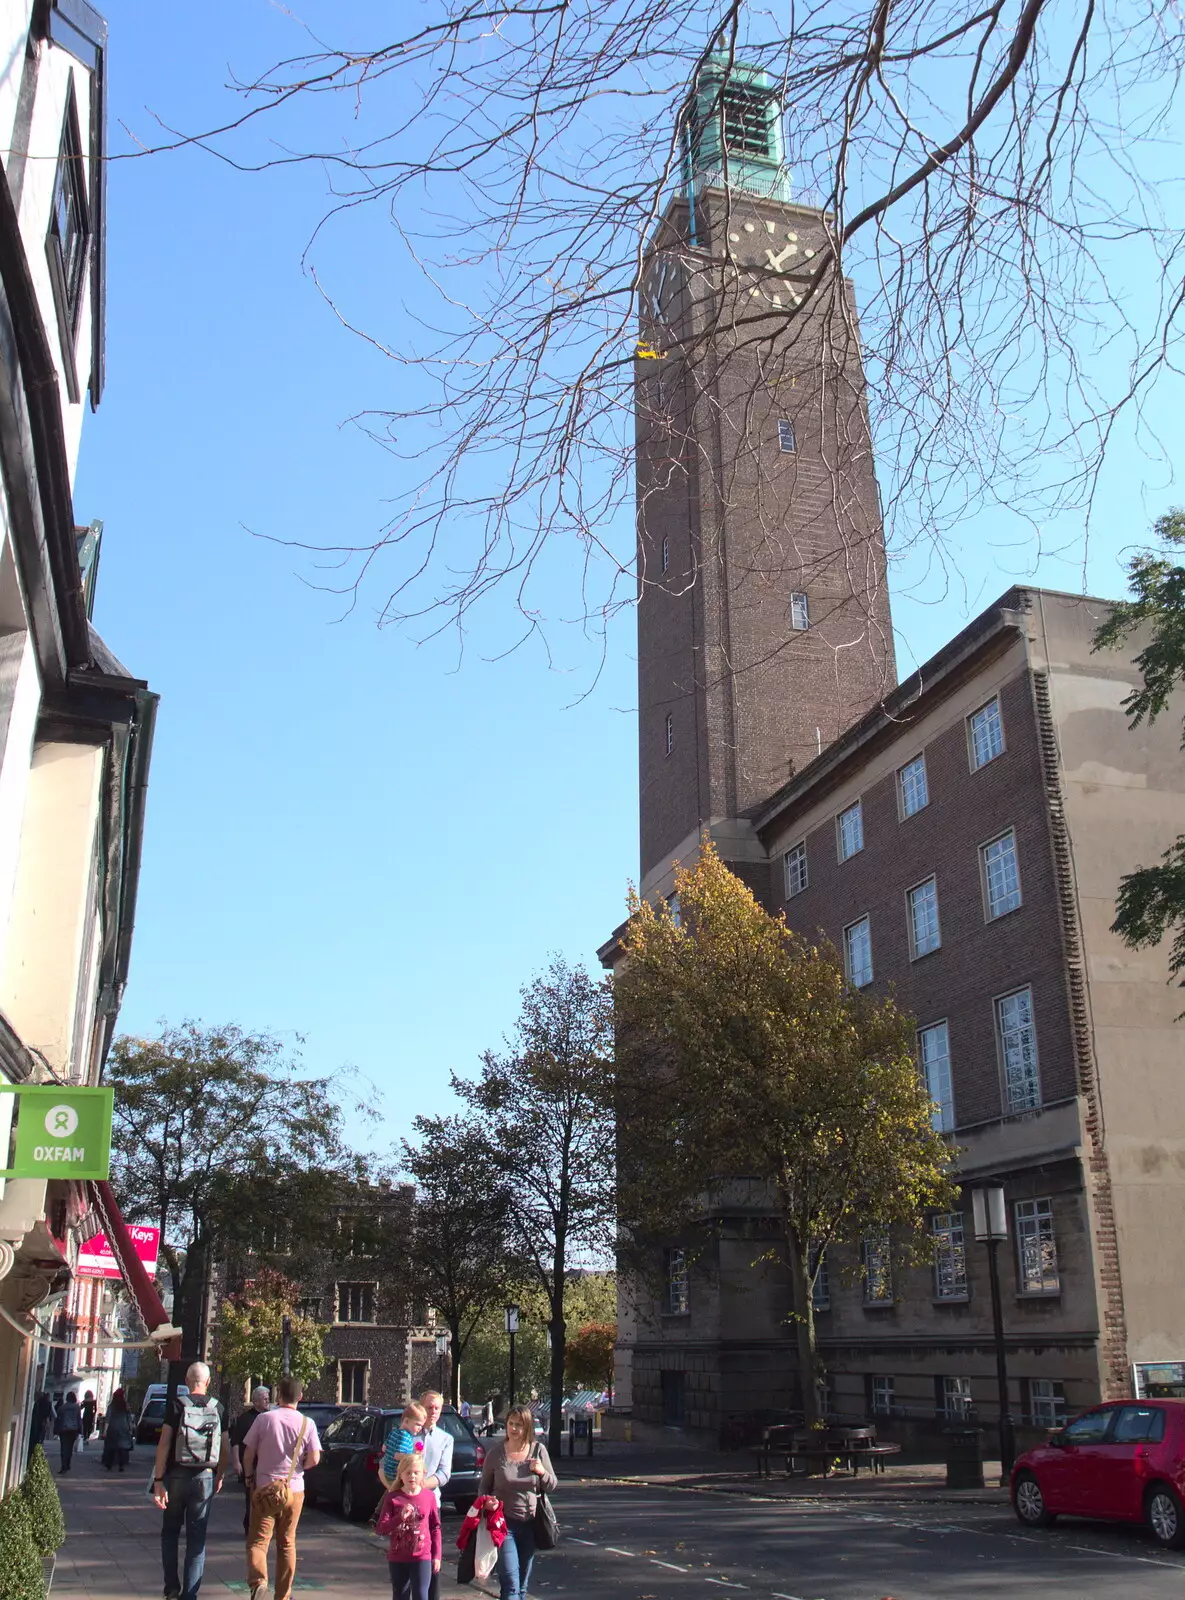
[45,80,91,402]
[918,1021,954,1132]
[844,916,873,988]
[1015,1198,1060,1295]
[665,1248,690,1315]
[789,591,810,630]
[898,755,929,818]
[871,1375,895,1416]
[338,1360,369,1405]
[837,800,864,861]
[968,696,1005,769]
[335,1283,376,1324]
[932,1213,968,1300]
[996,987,1040,1111]
[665,712,674,756]
[661,535,670,573]
[907,877,941,958]
[1028,1378,1066,1427]
[982,830,1022,918]
[777,419,796,453]
[941,1376,973,1419]
[862,1231,892,1304]
[667,893,681,928]
[783,841,808,898]
[810,1251,830,1312]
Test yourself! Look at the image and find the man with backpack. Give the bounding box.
[151,1362,228,1600]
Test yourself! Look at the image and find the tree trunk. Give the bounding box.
[449,1318,462,1407]
[547,1305,566,1458]
[781,1222,819,1429]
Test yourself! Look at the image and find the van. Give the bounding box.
[137,1382,187,1422]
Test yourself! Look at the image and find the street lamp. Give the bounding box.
[504,1305,520,1407]
[972,1184,1016,1481]
[435,1332,449,1397]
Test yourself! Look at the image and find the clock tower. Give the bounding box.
[636,58,896,887]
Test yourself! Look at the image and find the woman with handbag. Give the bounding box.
[477,1406,557,1600]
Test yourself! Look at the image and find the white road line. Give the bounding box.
[603,1546,636,1556]
[651,1560,691,1571]
[569,1537,596,1544]
[704,1580,749,1589]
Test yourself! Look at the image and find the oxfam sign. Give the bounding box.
[0,1085,114,1179]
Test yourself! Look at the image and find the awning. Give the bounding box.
[85,1179,181,1358]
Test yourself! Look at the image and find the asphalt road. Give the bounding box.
[517,1480,1185,1600]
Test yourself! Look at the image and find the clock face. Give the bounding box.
[726,218,820,308]
[641,254,681,330]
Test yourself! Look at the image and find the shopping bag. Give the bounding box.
[475,1519,498,1580]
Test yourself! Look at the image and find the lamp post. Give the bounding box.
[972,1184,1016,1481]
[504,1305,519,1407]
[435,1332,449,1398]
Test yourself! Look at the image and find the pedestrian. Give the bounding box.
[241,1374,321,1600]
[414,1392,454,1600]
[478,1403,557,1600]
[151,1362,228,1600]
[230,1387,271,1535]
[29,1392,54,1459]
[460,1400,471,1421]
[379,1448,441,1600]
[379,1399,426,1490]
[102,1389,134,1472]
[55,1391,82,1474]
[80,1389,96,1452]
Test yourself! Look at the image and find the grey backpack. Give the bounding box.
[174,1397,220,1467]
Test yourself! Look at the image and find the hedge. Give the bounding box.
[21,1447,65,1555]
[0,1487,46,1600]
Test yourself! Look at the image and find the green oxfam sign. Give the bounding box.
[0,1085,114,1178]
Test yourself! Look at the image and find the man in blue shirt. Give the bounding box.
[417,1391,453,1600]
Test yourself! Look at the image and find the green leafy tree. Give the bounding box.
[613,841,956,1427]
[564,1323,615,1396]
[1093,508,1185,1001]
[454,957,616,1454]
[108,1022,373,1365]
[402,1116,521,1407]
[217,1268,325,1390]
[0,1487,44,1600]
[457,1291,551,1405]
[19,1448,64,1556]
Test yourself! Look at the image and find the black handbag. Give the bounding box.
[531,1447,559,1550]
[457,1539,476,1584]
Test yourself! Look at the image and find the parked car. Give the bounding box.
[137,1383,187,1422]
[304,1405,483,1521]
[297,1401,343,1434]
[135,1398,169,1446]
[1012,1399,1185,1548]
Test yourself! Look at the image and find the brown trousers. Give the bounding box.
[246,1488,305,1600]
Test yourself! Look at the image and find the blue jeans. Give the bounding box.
[389,1558,432,1600]
[496,1516,537,1600]
[161,1468,215,1600]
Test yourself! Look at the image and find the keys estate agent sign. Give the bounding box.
[0,1085,114,1178]
[77,1222,159,1280]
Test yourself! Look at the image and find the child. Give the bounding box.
[380,1400,427,1489]
[380,1451,441,1600]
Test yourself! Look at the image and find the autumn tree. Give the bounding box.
[613,841,955,1425]
[218,1268,325,1391]
[402,1116,522,1406]
[455,958,616,1453]
[565,1323,616,1398]
[1093,509,1185,1004]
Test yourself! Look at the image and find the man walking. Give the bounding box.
[417,1391,454,1600]
[55,1391,82,1474]
[230,1387,271,1534]
[242,1376,321,1600]
[152,1362,228,1600]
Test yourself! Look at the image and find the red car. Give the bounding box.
[1012,1399,1185,1548]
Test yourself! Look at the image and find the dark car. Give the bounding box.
[1012,1398,1185,1548]
[298,1402,343,1434]
[135,1398,168,1446]
[304,1405,483,1521]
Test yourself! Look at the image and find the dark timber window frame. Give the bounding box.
[45,74,91,404]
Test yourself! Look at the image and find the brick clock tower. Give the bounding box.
[635,58,896,889]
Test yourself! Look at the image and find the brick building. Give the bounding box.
[602,61,1185,1444]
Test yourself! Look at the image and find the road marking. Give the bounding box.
[704,1581,749,1589]
[570,1536,597,1544]
[651,1560,691,1571]
[604,1546,636,1556]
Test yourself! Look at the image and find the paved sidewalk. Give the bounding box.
[50,1452,482,1599]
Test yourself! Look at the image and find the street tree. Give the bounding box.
[402,1115,522,1406]
[613,841,955,1425]
[107,1022,372,1366]
[1093,509,1185,1004]
[217,1267,325,1391]
[123,5,1185,662]
[564,1323,616,1397]
[455,958,616,1453]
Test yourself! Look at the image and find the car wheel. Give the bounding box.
[1013,1472,1057,1528]
[453,1497,475,1517]
[1146,1484,1185,1549]
[340,1472,363,1522]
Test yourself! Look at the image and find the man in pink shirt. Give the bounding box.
[241,1377,321,1600]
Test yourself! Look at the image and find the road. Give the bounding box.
[518,1480,1184,1600]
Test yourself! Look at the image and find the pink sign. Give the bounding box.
[76,1224,160,1281]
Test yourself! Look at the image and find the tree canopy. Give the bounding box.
[613,841,955,1423]
[217,1268,325,1391]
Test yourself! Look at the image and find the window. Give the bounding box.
[665,712,674,756]
[898,755,929,818]
[932,1213,968,1300]
[1028,1379,1067,1429]
[665,1248,690,1315]
[661,535,670,573]
[45,80,91,373]
[996,987,1040,1111]
[862,1231,892,1304]
[837,800,864,860]
[783,841,808,898]
[256,1219,290,1254]
[918,1021,954,1133]
[1112,1405,1166,1444]
[667,893,681,928]
[1015,1198,1059,1295]
[338,1360,369,1405]
[942,1376,973,1420]
[844,916,873,988]
[908,877,941,958]
[297,1297,322,1321]
[1061,1408,1112,1445]
[871,1375,894,1416]
[982,830,1022,918]
[777,419,796,453]
[789,591,810,630]
[969,696,1005,769]
[810,1251,830,1312]
[336,1283,376,1323]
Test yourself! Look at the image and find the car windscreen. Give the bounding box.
[141,1400,166,1421]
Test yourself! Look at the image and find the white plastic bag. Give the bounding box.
[474,1521,498,1580]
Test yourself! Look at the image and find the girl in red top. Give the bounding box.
[381,1451,441,1600]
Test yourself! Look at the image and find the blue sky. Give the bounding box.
[78,2,1183,1154]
